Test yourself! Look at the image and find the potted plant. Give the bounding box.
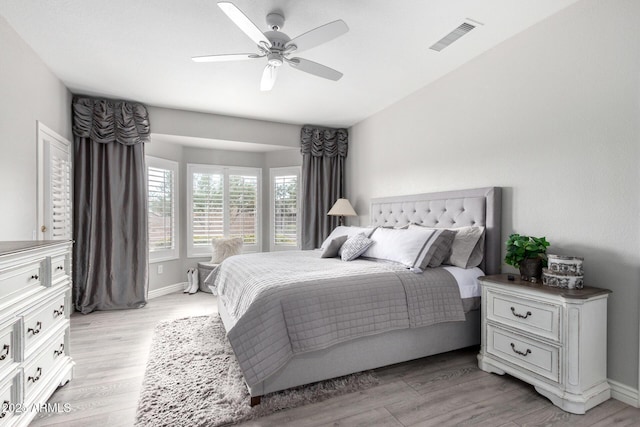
[505,233,550,282]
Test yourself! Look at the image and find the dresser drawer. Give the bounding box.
[487,289,560,341]
[0,372,19,426]
[0,321,18,370]
[23,330,67,400]
[22,292,67,355]
[487,325,560,383]
[0,260,44,303]
[50,253,70,286]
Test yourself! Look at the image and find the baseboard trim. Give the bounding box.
[609,379,639,407]
[148,283,185,299]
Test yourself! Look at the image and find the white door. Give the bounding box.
[37,122,72,240]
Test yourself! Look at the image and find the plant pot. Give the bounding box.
[519,258,543,283]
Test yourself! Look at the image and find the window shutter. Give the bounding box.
[49,145,72,240]
[273,174,298,247]
[191,172,224,247]
[148,166,174,251]
[228,174,258,246]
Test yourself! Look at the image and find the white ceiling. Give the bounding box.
[1,0,579,128]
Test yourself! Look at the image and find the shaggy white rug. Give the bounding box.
[135,315,379,427]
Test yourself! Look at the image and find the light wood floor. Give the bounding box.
[32,291,640,427]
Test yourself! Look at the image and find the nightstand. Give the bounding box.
[477,274,611,414]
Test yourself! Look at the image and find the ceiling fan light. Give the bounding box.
[267,53,283,67]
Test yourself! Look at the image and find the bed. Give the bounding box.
[216,186,502,404]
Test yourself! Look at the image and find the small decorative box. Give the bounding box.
[547,254,584,275]
[542,268,584,289]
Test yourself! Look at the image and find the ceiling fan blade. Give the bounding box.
[260,65,279,91]
[218,2,272,48]
[286,20,348,54]
[192,53,259,62]
[288,58,343,81]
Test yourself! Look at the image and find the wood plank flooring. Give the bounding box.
[31,291,640,426]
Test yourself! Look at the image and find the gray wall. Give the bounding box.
[346,0,640,389]
[0,15,72,240]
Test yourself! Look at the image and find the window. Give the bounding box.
[188,164,261,257]
[147,156,179,262]
[270,167,300,250]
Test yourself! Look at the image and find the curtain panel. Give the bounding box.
[72,96,149,314]
[300,125,348,250]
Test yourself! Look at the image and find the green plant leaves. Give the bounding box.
[504,233,550,268]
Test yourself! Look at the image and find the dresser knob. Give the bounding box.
[27,321,42,336]
[510,342,532,357]
[0,400,8,418]
[53,343,65,357]
[27,367,42,383]
[510,307,532,319]
[0,344,9,361]
[30,274,39,281]
[53,305,65,317]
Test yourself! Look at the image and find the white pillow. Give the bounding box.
[341,233,374,261]
[362,227,438,270]
[211,237,243,264]
[320,226,376,250]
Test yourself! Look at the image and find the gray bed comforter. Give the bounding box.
[215,250,465,388]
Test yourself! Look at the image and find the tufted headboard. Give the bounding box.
[370,187,502,275]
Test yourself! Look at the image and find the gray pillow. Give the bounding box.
[445,226,485,268]
[408,225,456,268]
[341,233,374,261]
[320,235,348,258]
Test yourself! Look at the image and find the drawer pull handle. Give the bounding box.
[510,342,532,357]
[53,305,65,317]
[53,343,65,357]
[510,307,532,319]
[30,274,39,281]
[56,265,64,271]
[28,367,42,383]
[0,344,9,360]
[27,321,42,336]
[0,400,8,418]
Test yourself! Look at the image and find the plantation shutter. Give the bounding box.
[148,166,174,251]
[228,173,259,249]
[273,174,298,247]
[191,171,224,248]
[48,142,72,240]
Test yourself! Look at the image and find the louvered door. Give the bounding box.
[37,122,72,241]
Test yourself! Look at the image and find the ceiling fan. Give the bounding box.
[192,1,349,91]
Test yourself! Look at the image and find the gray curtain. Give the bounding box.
[300,125,348,249]
[72,96,149,314]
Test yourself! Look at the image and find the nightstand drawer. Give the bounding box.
[487,325,559,383]
[487,289,560,341]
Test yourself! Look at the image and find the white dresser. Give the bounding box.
[0,241,74,426]
[477,274,611,414]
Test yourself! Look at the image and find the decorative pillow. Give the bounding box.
[407,224,456,268]
[211,237,243,264]
[362,227,443,271]
[320,226,376,250]
[320,235,348,258]
[444,226,485,269]
[341,233,374,261]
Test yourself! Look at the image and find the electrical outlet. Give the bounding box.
[157,264,163,274]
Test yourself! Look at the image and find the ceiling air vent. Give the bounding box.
[429,21,479,52]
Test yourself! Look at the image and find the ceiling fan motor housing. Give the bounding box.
[266,12,285,31]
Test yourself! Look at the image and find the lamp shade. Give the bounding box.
[327,198,357,217]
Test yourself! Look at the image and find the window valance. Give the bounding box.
[72,96,150,145]
[300,125,348,158]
